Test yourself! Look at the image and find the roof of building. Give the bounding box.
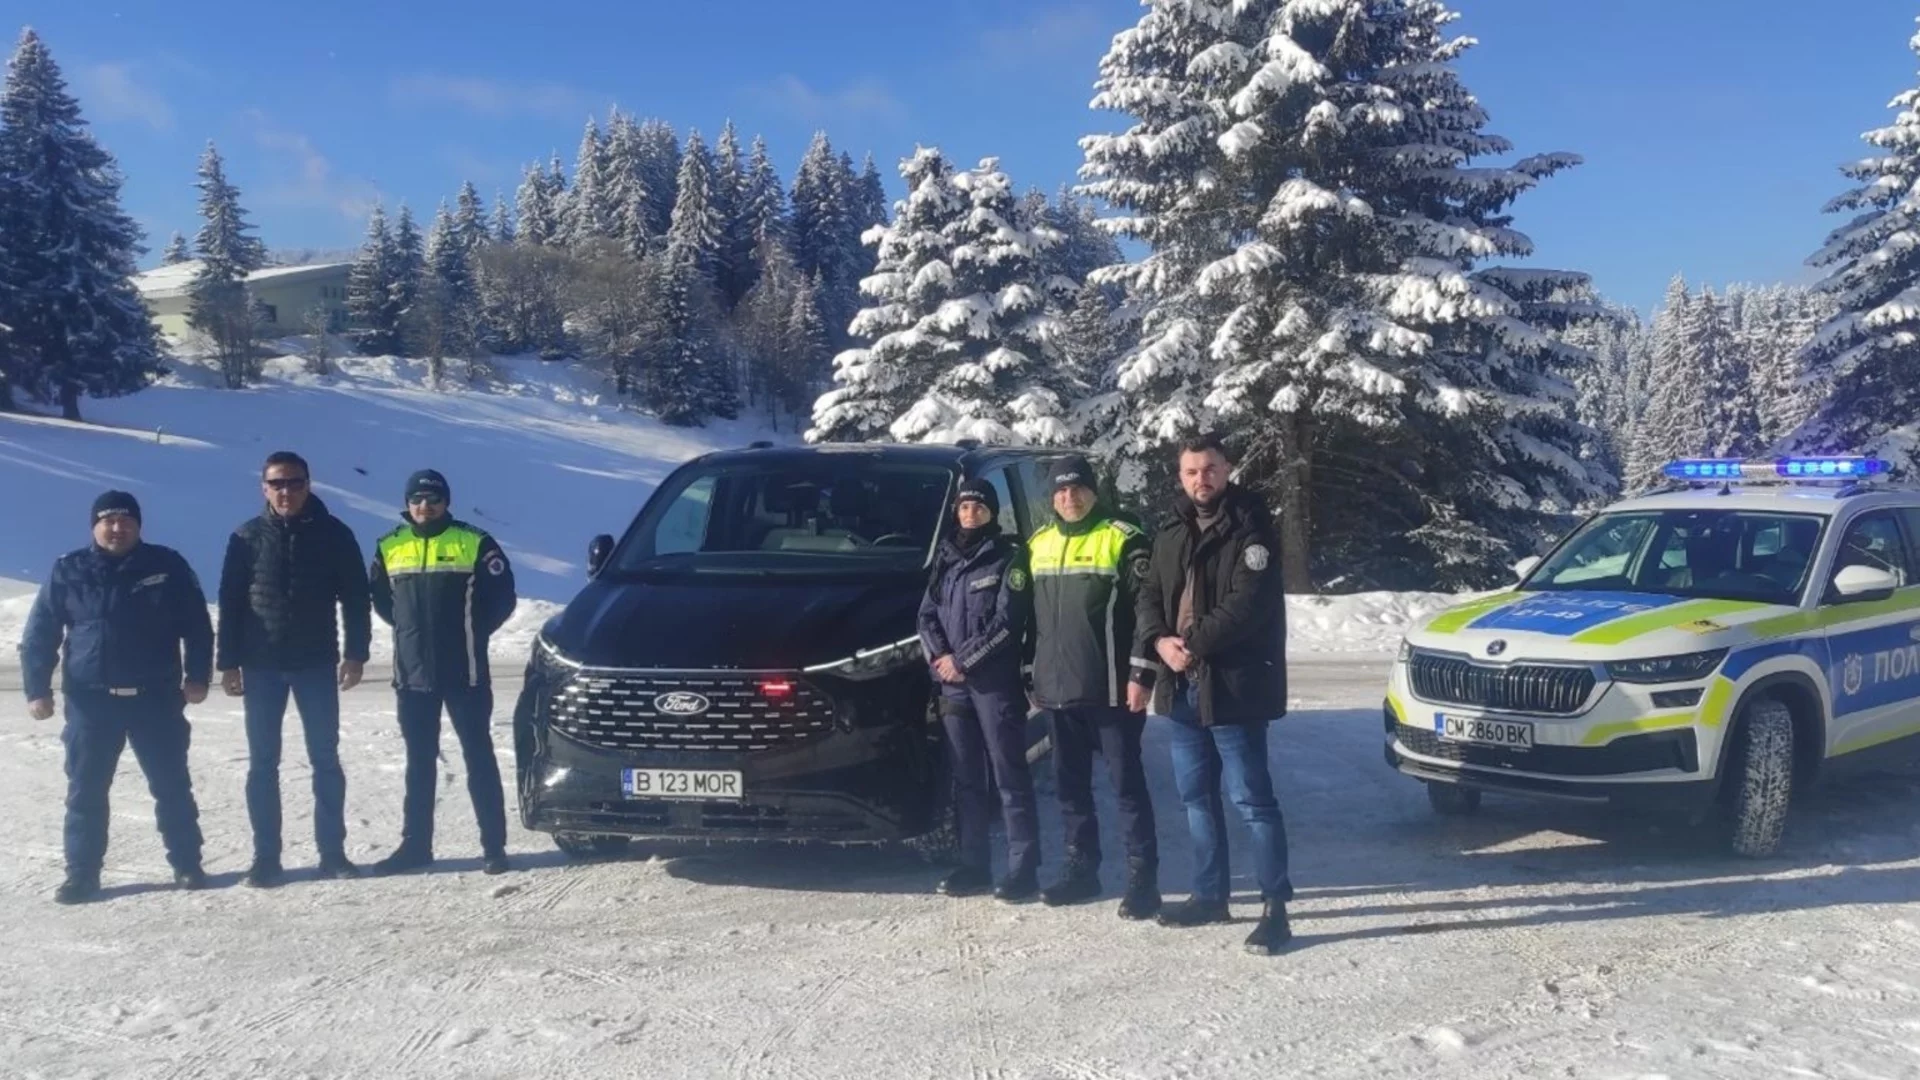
[132,260,350,301]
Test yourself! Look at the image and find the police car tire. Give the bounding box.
[1426,781,1482,816]
[553,833,633,860]
[1728,698,1795,858]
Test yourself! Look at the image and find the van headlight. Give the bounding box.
[803,636,923,681]
[1605,649,1728,685]
[532,633,581,680]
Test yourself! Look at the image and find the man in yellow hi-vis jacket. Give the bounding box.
[368,469,517,876]
[1027,454,1160,919]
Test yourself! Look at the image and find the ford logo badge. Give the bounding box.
[1486,640,1508,657]
[653,691,711,716]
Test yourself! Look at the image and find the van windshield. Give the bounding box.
[1523,508,1827,606]
[612,459,955,574]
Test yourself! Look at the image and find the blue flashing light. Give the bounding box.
[1661,456,1890,483]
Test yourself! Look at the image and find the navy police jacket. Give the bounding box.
[19,543,214,701]
[917,529,1031,694]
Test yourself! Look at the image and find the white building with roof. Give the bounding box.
[131,260,351,340]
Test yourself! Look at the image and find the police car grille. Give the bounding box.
[549,673,834,753]
[1409,653,1594,716]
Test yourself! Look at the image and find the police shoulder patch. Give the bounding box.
[485,554,507,577]
[1243,544,1270,571]
[1009,567,1028,591]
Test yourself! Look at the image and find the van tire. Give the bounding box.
[1728,697,1795,858]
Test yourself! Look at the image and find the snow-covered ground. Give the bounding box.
[4,658,1920,1079]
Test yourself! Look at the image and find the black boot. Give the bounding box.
[173,865,208,890]
[1157,896,1232,928]
[54,873,100,905]
[373,846,434,877]
[1041,851,1101,907]
[243,859,284,889]
[1117,858,1161,920]
[1244,901,1292,955]
[937,865,992,897]
[317,854,361,880]
[993,865,1039,903]
[482,850,511,876]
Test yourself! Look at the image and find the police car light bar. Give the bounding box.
[1662,456,1890,482]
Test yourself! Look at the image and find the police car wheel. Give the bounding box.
[1728,698,1795,858]
[553,833,633,861]
[1426,781,1482,816]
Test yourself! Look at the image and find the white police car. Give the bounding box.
[1385,456,1920,856]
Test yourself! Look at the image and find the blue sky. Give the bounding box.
[17,0,1920,313]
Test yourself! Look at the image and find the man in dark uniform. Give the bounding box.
[1027,455,1160,918]
[368,469,518,876]
[917,477,1039,901]
[217,450,372,887]
[20,491,213,904]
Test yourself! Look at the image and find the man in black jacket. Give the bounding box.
[367,469,517,876]
[217,451,372,887]
[21,492,212,904]
[1130,434,1293,955]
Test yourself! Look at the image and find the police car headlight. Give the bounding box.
[1397,637,1413,663]
[803,636,923,681]
[1605,648,1728,685]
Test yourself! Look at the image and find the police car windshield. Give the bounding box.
[612,460,952,574]
[1523,509,1826,607]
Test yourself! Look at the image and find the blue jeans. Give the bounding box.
[244,666,347,862]
[1163,682,1292,904]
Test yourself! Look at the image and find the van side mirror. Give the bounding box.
[587,534,615,577]
[1831,563,1900,604]
[1513,555,1541,581]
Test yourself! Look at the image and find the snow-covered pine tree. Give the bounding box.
[602,111,651,259]
[414,202,482,383]
[346,204,400,354]
[1078,0,1600,590]
[161,231,192,265]
[390,203,425,354]
[513,162,559,247]
[634,119,681,240]
[565,117,614,248]
[742,134,789,247]
[667,129,724,288]
[1626,276,1708,488]
[489,190,515,243]
[647,250,733,425]
[453,180,488,255]
[734,231,801,421]
[186,140,267,388]
[1562,303,1642,490]
[887,156,1070,445]
[712,120,757,308]
[1689,287,1760,457]
[0,28,163,418]
[1756,286,1836,447]
[809,147,962,443]
[853,153,889,278]
[1799,17,1920,470]
[791,134,866,348]
[1058,279,1125,395]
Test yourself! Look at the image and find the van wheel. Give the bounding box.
[553,833,633,861]
[1728,697,1795,858]
[1427,782,1482,816]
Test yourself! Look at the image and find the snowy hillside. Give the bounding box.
[0,350,778,603]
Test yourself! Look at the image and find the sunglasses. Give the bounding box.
[408,494,447,507]
[265,477,309,491]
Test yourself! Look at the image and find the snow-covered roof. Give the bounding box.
[131,260,350,300]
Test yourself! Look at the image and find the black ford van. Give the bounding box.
[512,441,1062,857]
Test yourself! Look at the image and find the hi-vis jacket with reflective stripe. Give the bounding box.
[1028,512,1151,710]
[371,518,516,692]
